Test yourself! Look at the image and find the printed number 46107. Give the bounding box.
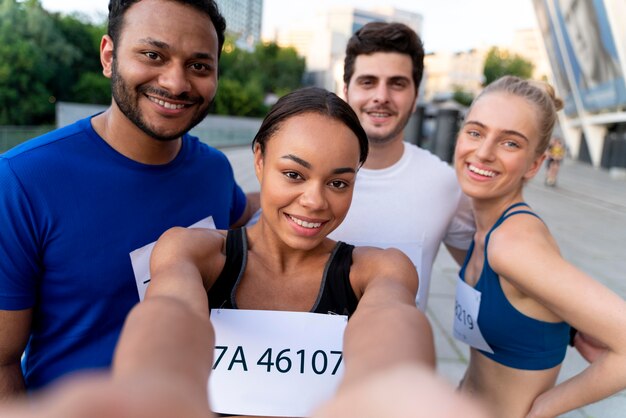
[213,346,343,376]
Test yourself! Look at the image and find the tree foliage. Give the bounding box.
[0,0,108,125]
[215,37,306,117]
[483,47,534,86]
[452,86,474,107]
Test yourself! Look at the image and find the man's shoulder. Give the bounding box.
[183,135,232,167]
[2,118,90,162]
[403,143,454,170]
[399,143,458,184]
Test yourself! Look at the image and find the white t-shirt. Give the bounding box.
[330,142,474,310]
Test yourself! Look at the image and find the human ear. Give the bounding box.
[523,152,546,181]
[100,35,114,79]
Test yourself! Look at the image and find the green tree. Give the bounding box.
[452,86,474,107]
[216,37,305,116]
[53,12,110,105]
[252,42,305,96]
[213,78,266,117]
[0,0,108,125]
[483,47,534,86]
[0,0,70,124]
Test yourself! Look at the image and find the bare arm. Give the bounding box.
[339,248,435,389]
[317,248,486,417]
[573,331,608,363]
[0,227,220,417]
[0,297,215,418]
[0,309,31,401]
[489,221,626,418]
[314,363,491,418]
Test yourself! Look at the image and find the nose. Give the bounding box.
[158,63,191,97]
[373,83,390,104]
[475,137,496,161]
[299,182,328,211]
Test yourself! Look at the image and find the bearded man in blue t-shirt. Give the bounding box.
[0,0,258,396]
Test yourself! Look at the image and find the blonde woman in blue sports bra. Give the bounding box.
[453,75,626,418]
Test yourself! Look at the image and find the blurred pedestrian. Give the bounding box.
[545,136,566,186]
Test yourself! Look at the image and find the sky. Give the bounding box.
[40,0,538,53]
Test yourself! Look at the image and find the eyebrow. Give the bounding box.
[281,154,356,174]
[137,37,214,61]
[464,120,530,143]
[355,75,410,83]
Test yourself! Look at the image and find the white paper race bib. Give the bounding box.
[453,277,494,354]
[209,309,347,417]
[130,216,215,301]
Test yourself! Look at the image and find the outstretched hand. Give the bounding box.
[0,373,215,418]
[313,364,490,418]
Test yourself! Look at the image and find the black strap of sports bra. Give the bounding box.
[315,242,358,316]
[209,228,245,310]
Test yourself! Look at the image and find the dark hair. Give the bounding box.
[252,87,369,166]
[344,22,425,92]
[107,0,226,57]
[471,76,563,155]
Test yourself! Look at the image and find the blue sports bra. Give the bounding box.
[459,202,570,370]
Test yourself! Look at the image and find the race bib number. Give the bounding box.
[453,277,494,354]
[209,309,347,417]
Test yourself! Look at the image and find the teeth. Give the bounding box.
[289,215,322,229]
[370,112,390,117]
[148,96,185,109]
[469,164,496,177]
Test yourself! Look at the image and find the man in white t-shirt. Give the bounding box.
[330,22,475,310]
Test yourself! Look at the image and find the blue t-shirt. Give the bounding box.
[0,116,246,390]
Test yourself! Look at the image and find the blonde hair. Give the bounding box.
[472,76,563,155]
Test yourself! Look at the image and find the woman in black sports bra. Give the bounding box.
[454,75,626,417]
[142,87,437,417]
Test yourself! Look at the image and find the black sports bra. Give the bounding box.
[209,227,358,316]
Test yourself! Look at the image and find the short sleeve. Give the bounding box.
[443,192,475,251]
[229,182,247,227]
[0,158,40,309]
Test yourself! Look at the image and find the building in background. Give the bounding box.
[270,6,422,94]
[422,27,550,104]
[532,0,626,172]
[218,0,263,49]
[511,27,552,81]
[423,49,486,102]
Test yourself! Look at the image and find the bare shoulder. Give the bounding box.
[352,246,414,271]
[490,212,557,254]
[150,227,229,291]
[156,227,226,254]
[487,212,561,284]
[351,246,418,293]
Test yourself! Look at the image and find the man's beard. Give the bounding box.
[110,59,211,141]
[366,110,412,145]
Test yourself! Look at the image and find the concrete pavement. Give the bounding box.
[222,146,626,418]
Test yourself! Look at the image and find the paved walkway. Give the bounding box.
[222,146,626,418]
